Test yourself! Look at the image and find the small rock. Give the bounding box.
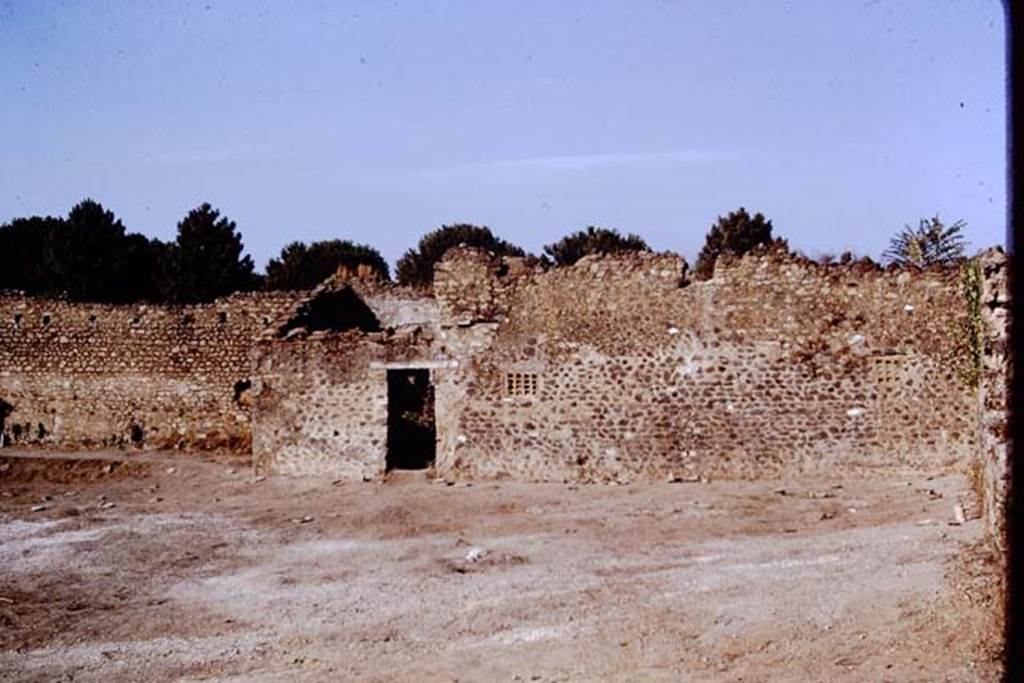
[103,463,115,474]
[953,505,966,525]
[99,501,116,509]
[165,467,177,475]
[292,516,314,524]
[465,547,487,563]
[30,505,48,512]
[819,511,835,521]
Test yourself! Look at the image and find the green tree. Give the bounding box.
[265,239,390,290]
[0,200,163,302]
[542,226,649,266]
[50,199,157,302]
[158,203,257,303]
[396,224,525,287]
[0,215,62,294]
[694,207,775,279]
[882,215,968,266]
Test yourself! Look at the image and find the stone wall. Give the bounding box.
[3,247,1000,490]
[250,279,440,477]
[977,249,1010,548]
[0,291,302,451]
[430,247,979,482]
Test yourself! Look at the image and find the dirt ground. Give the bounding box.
[0,451,1003,682]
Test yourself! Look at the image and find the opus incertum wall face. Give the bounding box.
[248,279,443,478]
[428,247,984,482]
[2,248,1005,505]
[0,291,302,451]
[250,320,444,478]
[251,332,389,478]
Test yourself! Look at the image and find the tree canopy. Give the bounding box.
[156,203,259,303]
[0,214,63,295]
[0,199,266,303]
[395,224,525,287]
[0,200,164,302]
[542,226,650,266]
[882,216,968,266]
[265,239,390,290]
[694,207,775,279]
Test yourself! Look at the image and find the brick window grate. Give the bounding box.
[504,372,539,397]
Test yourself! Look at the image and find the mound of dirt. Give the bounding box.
[0,457,153,485]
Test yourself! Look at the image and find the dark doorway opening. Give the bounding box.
[386,369,436,470]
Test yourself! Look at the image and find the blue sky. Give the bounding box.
[0,1,1006,271]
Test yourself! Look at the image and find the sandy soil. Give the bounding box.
[0,452,1003,682]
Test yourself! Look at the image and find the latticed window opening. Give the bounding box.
[504,372,539,397]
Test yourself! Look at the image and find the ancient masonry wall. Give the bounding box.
[977,249,1010,548]
[0,291,302,451]
[430,248,980,482]
[2,249,1001,490]
[250,282,438,477]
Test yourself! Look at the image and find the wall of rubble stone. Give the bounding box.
[2,247,996,488]
[251,332,388,477]
[250,280,439,477]
[0,291,301,451]
[431,247,980,482]
[976,249,1010,548]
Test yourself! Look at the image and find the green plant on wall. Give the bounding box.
[955,258,984,388]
